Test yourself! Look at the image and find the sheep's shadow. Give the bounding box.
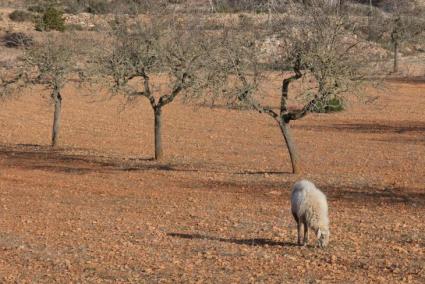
[167,232,297,247]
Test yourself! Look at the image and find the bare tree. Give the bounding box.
[95,14,211,160]
[209,0,216,12]
[4,35,77,147]
[0,34,30,101]
[204,2,372,173]
[365,1,425,73]
[388,2,425,73]
[367,0,374,39]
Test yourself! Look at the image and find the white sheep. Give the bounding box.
[291,180,330,248]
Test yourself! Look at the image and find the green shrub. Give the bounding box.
[9,10,34,22]
[35,7,65,32]
[313,97,345,113]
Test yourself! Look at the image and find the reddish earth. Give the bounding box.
[0,81,424,283]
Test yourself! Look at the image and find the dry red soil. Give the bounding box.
[0,80,424,283]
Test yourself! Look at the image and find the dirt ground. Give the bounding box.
[1,3,424,282]
[0,78,423,283]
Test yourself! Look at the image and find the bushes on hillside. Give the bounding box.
[86,0,111,14]
[9,10,34,22]
[35,7,65,32]
[3,32,34,48]
[28,5,47,13]
[63,0,145,15]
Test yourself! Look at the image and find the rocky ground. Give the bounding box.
[0,79,424,282]
[0,5,424,283]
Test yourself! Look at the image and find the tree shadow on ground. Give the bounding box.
[385,76,425,84]
[0,144,291,176]
[324,185,425,207]
[167,232,297,247]
[372,136,425,145]
[180,177,425,207]
[1,145,424,208]
[0,144,198,175]
[298,122,425,134]
[235,170,289,175]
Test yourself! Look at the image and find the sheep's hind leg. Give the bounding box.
[303,222,308,246]
[297,222,303,246]
[293,212,303,246]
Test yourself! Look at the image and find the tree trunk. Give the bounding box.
[154,107,162,160]
[278,119,300,174]
[367,0,373,39]
[393,40,399,73]
[209,0,215,12]
[268,0,272,26]
[51,89,62,148]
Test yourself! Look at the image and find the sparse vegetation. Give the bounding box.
[62,0,160,15]
[0,1,425,282]
[3,32,34,48]
[85,0,110,14]
[65,23,84,31]
[28,4,46,13]
[8,10,34,22]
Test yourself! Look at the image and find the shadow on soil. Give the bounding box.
[298,122,425,134]
[0,144,195,175]
[182,178,425,207]
[167,232,297,247]
[1,144,423,207]
[324,185,425,207]
[0,144,290,176]
[385,76,425,84]
[372,136,425,145]
[235,170,289,175]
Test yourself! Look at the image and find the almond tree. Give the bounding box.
[205,2,372,173]
[96,15,211,160]
[1,35,76,147]
[388,3,425,73]
[25,36,76,147]
[365,0,425,73]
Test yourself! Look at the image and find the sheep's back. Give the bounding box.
[291,180,329,228]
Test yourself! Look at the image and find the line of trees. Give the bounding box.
[1,0,423,173]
